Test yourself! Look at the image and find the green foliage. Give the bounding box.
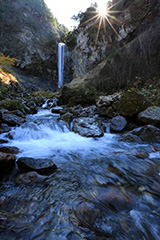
[65,31,77,49]
[0,99,22,111]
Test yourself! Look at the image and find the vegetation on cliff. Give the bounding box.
[0,0,68,85]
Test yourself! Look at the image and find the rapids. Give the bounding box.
[0,109,160,240]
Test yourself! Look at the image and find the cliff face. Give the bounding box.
[63,0,160,101]
[0,0,67,88]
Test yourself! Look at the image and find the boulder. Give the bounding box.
[118,133,143,143]
[96,94,121,108]
[0,146,19,154]
[131,125,160,143]
[15,171,49,185]
[61,112,73,123]
[73,117,104,138]
[51,106,63,114]
[0,124,11,134]
[117,92,151,117]
[17,157,57,175]
[2,112,25,126]
[110,116,127,132]
[138,106,160,127]
[98,187,134,212]
[0,152,16,173]
[0,139,9,144]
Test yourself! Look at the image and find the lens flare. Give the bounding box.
[80,1,122,44]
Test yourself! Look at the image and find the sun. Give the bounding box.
[97,2,107,17]
[80,1,121,44]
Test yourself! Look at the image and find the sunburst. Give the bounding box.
[80,1,122,43]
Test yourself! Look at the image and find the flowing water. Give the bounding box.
[0,109,160,240]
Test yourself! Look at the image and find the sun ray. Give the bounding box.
[78,1,122,45]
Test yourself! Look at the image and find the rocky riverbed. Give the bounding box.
[0,89,160,240]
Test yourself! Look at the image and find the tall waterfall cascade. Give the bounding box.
[58,43,65,88]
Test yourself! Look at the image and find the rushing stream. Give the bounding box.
[0,109,160,240]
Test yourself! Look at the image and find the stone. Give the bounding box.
[0,146,19,154]
[0,139,9,144]
[117,92,151,117]
[15,171,48,185]
[0,152,16,172]
[99,106,116,118]
[96,94,121,108]
[73,117,104,138]
[138,106,160,127]
[17,157,57,175]
[0,124,11,134]
[131,125,160,143]
[51,106,63,114]
[61,112,73,123]
[2,112,25,126]
[98,187,134,212]
[118,133,143,143]
[110,116,127,132]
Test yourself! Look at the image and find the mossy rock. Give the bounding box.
[0,99,23,111]
[117,92,151,117]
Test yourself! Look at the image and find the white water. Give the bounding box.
[58,43,65,88]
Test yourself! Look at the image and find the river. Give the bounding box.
[0,109,160,240]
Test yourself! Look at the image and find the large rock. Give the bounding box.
[17,157,57,175]
[59,83,97,107]
[138,106,160,127]
[73,117,104,138]
[110,116,127,132]
[130,125,160,143]
[0,152,16,173]
[15,171,49,185]
[117,92,151,117]
[2,112,25,126]
[0,146,19,154]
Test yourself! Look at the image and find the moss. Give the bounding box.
[0,99,23,111]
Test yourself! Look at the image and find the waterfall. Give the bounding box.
[58,43,65,88]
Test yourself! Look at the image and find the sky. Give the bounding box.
[44,0,109,29]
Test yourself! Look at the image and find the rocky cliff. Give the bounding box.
[62,0,160,105]
[0,0,67,88]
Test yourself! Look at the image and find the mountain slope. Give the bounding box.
[0,0,68,88]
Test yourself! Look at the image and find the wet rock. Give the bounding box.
[117,92,151,117]
[0,152,16,173]
[15,171,49,185]
[98,188,134,212]
[9,110,26,118]
[134,151,149,159]
[73,117,104,138]
[131,125,160,143]
[99,106,116,118]
[110,116,127,132]
[96,94,121,108]
[51,106,63,114]
[0,146,19,154]
[61,112,73,123]
[0,195,9,205]
[73,203,100,229]
[118,133,143,143]
[17,157,57,175]
[0,124,11,134]
[0,139,9,144]
[2,112,25,126]
[138,106,160,127]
